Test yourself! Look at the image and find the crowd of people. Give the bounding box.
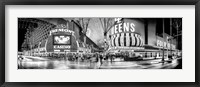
[18,51,181,64]
[46,52,117,64]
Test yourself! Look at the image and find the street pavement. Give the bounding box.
[18,56,181,69]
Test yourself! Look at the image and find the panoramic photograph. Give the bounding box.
[17,18,182,69]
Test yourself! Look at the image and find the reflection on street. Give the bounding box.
[18,56,182,69]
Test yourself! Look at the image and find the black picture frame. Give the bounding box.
[0,0,199,87]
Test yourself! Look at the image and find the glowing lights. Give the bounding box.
[156,40,176,50]
[53,45,71,49]
[50,29,75,35]
[111,18,136,35]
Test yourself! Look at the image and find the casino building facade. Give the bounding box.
[19,18,181,58]
[19,18,100,56]
[106,18,179,58]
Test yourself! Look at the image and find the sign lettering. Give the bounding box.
[157,40,176,50]
[112,18,136,34]
[50,29,75,35]
[54,45,71,49]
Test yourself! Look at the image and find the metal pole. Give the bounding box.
[177,25,178,56]
[170,18,172,59]
[162,19,165,62]
[167,37,168,60]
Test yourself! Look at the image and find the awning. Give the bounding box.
[107,46,144,52]
[143,45,177,51]
[110,33,144,47]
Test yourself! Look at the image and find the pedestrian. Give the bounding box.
[96,54,99,62]
[105,54,108,61]
[111,56,113,63]
[100,54,103,65]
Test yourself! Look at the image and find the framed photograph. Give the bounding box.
[0,0,199,87]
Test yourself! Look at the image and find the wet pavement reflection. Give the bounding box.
[18,56,181,69]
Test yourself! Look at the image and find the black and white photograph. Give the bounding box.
[18,18,182,69]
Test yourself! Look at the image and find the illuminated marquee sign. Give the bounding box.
[109,47,144,50]
[54,45,71,49]
[156,40,176,50]
[111,18,136,34]
[50,29,75,35]
[53,35,71,50]
[53,35,71,45]
[39,47,46,51]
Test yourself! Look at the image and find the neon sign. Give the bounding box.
[50,29,75,35]
[54,45,71,49]
[111,18,136,34]
[156,40,176,50]
[53,35,71,45]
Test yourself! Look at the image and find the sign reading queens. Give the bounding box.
[46,27,78,52]
[111,18,135,34]
[109,18,145,48]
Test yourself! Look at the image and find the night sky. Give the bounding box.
[18,20,38,51]
[18,21,27,51]
[18,29,26,51]
[155,18,182,50]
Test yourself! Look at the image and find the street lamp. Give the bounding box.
[166,36,173,60]
[167,36,169,60]
[162,19,165,62]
